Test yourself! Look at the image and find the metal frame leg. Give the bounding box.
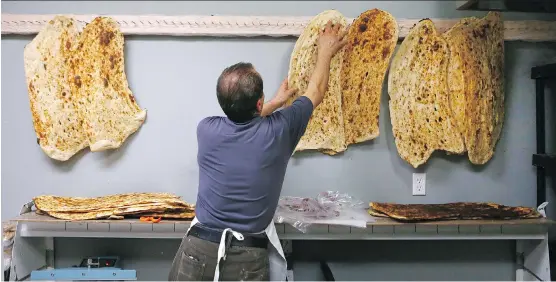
[516,234,551,281]
[536,79,546,205]
[282,240,294,281]
[9,224,48,281]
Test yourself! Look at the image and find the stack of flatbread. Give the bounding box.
[368,202,541,222]
[286,9,398,155]
[388,12,504,167]
[34,192,195,220]
[24,16,146,162]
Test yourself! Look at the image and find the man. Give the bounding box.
[169,21,347,281]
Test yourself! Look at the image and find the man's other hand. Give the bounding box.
[274,78,297,106]
[317,20,348,60]
[261,78,298,116]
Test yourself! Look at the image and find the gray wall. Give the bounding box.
[2,1,556,280]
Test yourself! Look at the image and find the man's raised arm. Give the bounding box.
[261,79,296,116]
[303,21,348,108]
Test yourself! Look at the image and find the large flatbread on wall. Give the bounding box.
[286,10,347,155]
[388,19,465,168]
[69,17,147,152]
[23,16,88,161]
[444,12,504,165]
[341,9,398,145]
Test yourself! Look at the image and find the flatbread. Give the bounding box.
[341,9,398,145]
[369,202,541,222]
[43,206,176,220]
[367,208,388,218]
[33,192,186,212]
[35,192,194,220]
[444,12,505,164]
[69,17,146,152]
[388,19,465,168]
[443,17,478,149]
[132,211,196,219]
[286,10,347,155]
[23,16,88,161]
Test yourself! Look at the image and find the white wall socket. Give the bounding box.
[412,173,426,196]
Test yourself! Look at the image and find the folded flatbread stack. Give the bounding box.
[69,17,147,152]
[131,211,196,219]
[368,202,541,222]
[342,9,398,145]
[444,12,504,165]
[286,10,348,155]
[388,19,465,168]
[33,192,195,220]
[23,16,88,161]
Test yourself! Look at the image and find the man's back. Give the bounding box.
[195,96,313,233]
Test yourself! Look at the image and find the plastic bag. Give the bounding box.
[274,191,373,233]
[3,222,15,272]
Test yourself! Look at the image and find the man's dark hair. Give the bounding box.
[216,62,264,123]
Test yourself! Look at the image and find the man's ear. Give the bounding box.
[256,96,264,113]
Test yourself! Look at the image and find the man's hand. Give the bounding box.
[317,21,349,60]
[303,20,348,108]
[260,78,298,116]
[274,78,297,106]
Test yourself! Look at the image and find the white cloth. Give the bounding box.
[185,217,287,281]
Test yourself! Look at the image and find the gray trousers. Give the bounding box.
[168,234,270,281]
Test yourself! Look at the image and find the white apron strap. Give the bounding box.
[264,222,287,281]
[214,228,244,282]
[185,217,199,236]
[187,218,285,281]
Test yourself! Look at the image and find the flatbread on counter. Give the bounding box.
[43,206,175,220]
[34,192,195,220]
[33,192,186,212]
[42,209,196,221]
[23,16,88,161]
[132,211,196,219]
[444,12,504,165]
[69,17,146,152]
[286,10,348,155]
[341,9,398,145]
[388,19,465,168]
[369,202,541,222]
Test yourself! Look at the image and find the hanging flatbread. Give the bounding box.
[443,17,478,148]
[369,202,541,222]
[23,16,88,161]
[444,12,504,164]
[69,17,146,152]
[286,10,348,155]
[388,19,465,168]
[341,9,398,145]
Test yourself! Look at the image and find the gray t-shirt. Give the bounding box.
[195,96,314,233]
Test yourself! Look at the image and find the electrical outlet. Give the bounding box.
[412,173,426,196]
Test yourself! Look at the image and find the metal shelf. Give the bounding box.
[532,62,556,205]
[8,213,553,281]
[532,63,556,79]
[10,213,553,240]
[533,154,556,171]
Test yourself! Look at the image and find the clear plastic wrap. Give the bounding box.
[274,191,374,233]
